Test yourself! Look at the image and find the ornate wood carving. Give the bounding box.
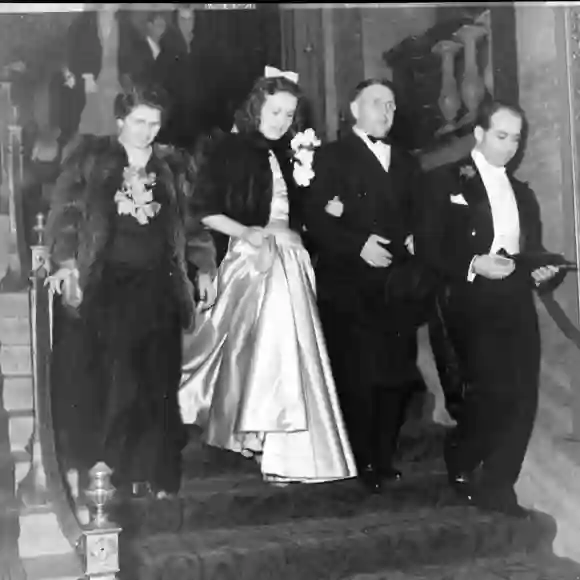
[383,8,493,169]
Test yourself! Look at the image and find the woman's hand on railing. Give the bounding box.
[45,267,83,308]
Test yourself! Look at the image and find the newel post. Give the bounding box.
[80,462,121,580]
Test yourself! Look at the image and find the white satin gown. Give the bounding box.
[179,151,357,484]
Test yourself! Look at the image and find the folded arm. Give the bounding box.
[303,147,369,260]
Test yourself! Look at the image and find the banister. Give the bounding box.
[23,212,84,553]
[26,213,122,580]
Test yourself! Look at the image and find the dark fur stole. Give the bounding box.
[46,135,217,330]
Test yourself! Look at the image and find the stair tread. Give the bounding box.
[21,551,83,580]
[138,504,537,545]
[113,454,454,535]
[345,550,580,579]
[116,424,560,580]
[130,505,553,580]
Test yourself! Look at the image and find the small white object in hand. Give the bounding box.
[325,196,344,217]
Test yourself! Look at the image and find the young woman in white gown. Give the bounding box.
[179,67,357,484]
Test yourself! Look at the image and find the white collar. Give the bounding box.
[353,126,389,146]
[471,149,506,175]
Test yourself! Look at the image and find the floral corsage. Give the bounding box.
[114,166,160,225]
[459,164,477,180]
[290,128,321,187]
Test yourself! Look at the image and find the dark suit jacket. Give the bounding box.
[416,153,547,341]
[305,131,421,292]
[118,26,165,87]
[416,154,544,285]
[304,130,424,386]
[156,25,232,147]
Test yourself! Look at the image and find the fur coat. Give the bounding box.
[45,135,217,329]
[189,130,306,264]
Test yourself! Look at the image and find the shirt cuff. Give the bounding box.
[467,255,478,282]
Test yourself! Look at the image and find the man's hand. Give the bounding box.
[405,234,414,256]
[472,254,515,280]
[197,273,216,308]
[360,234,392,268]
[531,265,560,286]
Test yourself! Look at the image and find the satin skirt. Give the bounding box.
[179,226,357,483]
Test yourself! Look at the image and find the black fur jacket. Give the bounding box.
[45,135,217,329]
[190,130,307,265]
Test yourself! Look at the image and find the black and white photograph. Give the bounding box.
[1,2,580,579]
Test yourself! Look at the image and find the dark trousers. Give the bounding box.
[51,264,187,493]
[318,297,417,472]
[444,279,540,496]
[427,291,467,420]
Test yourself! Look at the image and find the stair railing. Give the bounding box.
[25,212,122,580]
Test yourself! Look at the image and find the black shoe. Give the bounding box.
[448,471,475,502]
[358,464,382,494]
[380,465,402,482]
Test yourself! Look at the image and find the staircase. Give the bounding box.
[3,277,580,579]
[0,289,82,580]
[109,414,580,580]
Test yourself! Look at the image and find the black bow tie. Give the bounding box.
[367,135,390,145]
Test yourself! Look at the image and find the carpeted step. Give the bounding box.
[112,459,456,537]
[111,418,451,538]
[345,550,580,579]
[172,417,447,484]
[124,506,557,580]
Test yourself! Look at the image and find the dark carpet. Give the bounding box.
[110,398,580,580]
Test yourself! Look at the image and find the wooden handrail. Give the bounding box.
[22,213,84,553]
[25,214,122,579]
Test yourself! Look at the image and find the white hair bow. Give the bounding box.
[264,65,299,84]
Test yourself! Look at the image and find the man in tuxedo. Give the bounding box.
[119,11,168,88]
[416,99,559,517]
[304,79,427,493]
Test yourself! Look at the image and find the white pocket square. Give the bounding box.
[450,193,468,206]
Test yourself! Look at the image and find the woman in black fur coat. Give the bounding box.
[179,69,356,485]
[45,83,216,499]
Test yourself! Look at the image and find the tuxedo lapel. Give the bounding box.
[344,133,391,186]
[457,157,489,209]
[454,157,495,251]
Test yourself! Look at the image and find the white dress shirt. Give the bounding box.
[467,149,521,281]
[353,126,391,172]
